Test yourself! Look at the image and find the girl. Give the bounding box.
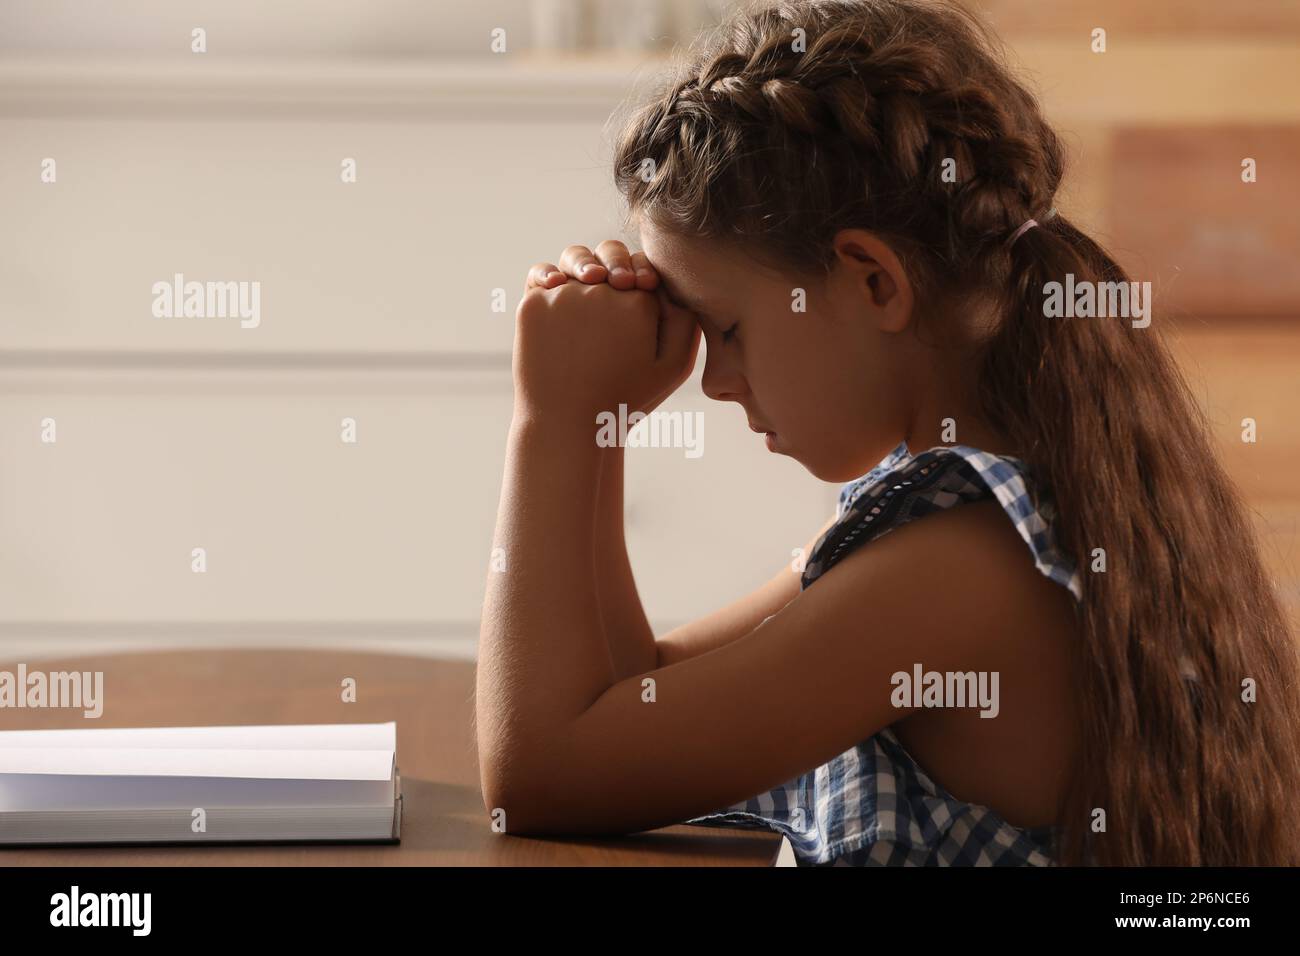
[476,0,1300,865]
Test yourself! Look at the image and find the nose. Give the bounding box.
[699,341,747,404]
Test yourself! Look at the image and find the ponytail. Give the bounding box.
[980,214,1300,865]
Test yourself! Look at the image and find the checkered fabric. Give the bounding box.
[683,442,1082,866]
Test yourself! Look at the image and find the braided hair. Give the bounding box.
[613,0,1300,867]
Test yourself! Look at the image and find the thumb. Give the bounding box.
[655,295,701,368]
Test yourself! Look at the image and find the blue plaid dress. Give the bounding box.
[684,441,1083,866]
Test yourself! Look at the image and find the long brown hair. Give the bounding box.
[612,0,1300,865]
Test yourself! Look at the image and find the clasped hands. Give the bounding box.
[512,240,702,431]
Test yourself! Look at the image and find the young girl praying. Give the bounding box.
[475,0,1300,866]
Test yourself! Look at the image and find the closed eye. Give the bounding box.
[721,322,739,343]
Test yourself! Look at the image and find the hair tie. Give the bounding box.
[1008,207,1058,247]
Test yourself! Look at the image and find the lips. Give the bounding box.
[747,420,773,434]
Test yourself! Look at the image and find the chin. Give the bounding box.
[798,456,849,484]
[798,450,876,484]
[771,432,874,483]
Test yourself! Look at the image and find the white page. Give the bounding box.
[0,746,394,780]
[0,721,395,752]
[0,773,393,812]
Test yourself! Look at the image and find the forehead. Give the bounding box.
[638,223,706,274]
[638,224,735,311]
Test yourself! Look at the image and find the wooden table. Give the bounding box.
[0,649,780,866]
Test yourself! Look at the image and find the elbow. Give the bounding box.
[479,775,646,838]
[479,779,518,832]
[479,777,561,836]
[478,745,524,827]
[479,757,610,837]
[477,746,561,836]
[476,710,620,836]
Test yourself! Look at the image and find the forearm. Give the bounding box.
[477,413,617,797]
[594,446,659,679]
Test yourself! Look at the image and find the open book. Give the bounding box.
[0,722,401,846]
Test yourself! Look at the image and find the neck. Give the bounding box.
[897,346,1016,459]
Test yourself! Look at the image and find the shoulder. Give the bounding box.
[811,444,1082,603]
[816,489,1081,676]
[820,494,1072,643]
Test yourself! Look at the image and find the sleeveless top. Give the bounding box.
[682,441,1084,866]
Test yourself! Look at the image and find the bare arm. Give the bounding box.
[592,428,835,676]
[477,412,1035,834]
[535,237,813,680]
[593,444,658,679]
[654,512,838,667]
[522,240,663,682]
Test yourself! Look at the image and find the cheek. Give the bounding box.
[744,324,822,414]
[761,313,834,375]
[768,317,866,405]
[764,322,898,478]
[740,330,826,433]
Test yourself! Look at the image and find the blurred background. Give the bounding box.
[1,0,1297,661]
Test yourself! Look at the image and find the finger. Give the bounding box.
[559,245,606,283]
[629,251,660,291]
[526,262,565,290]
[594,239,635,290]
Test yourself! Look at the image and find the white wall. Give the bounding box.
[0,0,731,56]
[0,32,838,661]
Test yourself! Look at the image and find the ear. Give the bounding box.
[831,229,915,333]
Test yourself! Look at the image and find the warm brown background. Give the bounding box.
[965,0,1300,628]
